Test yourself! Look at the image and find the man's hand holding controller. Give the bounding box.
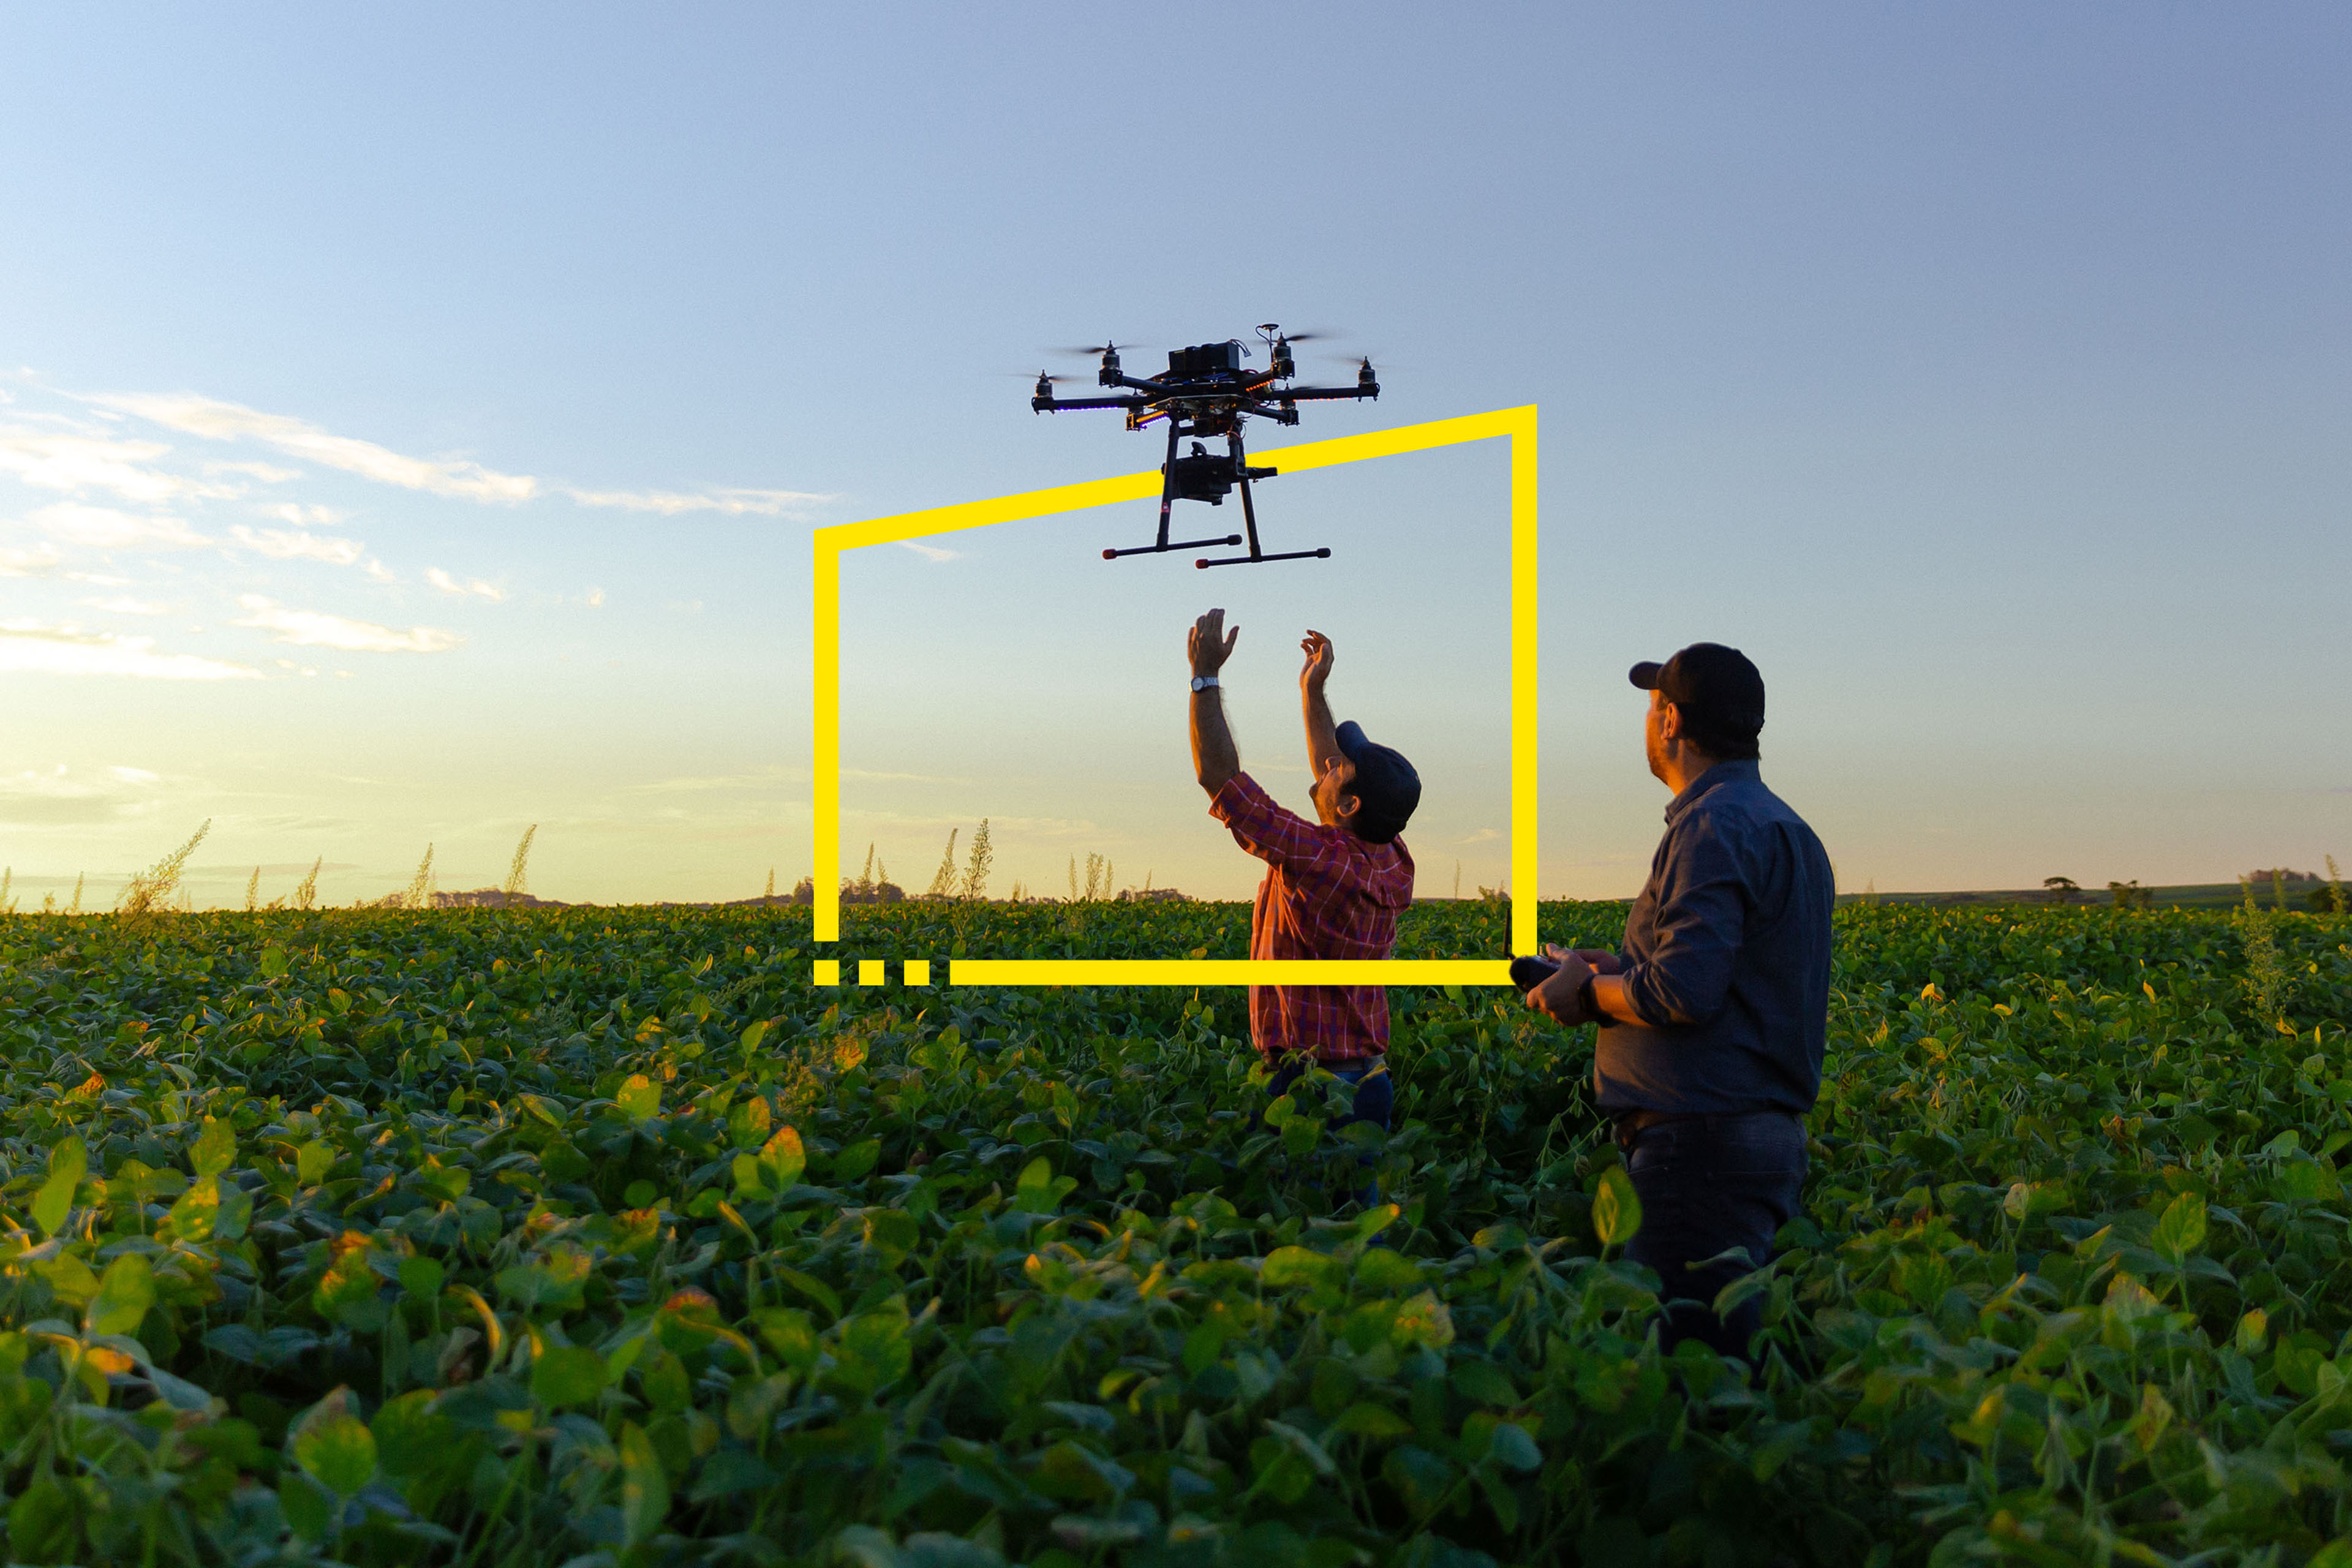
[1517,946,1624,1028]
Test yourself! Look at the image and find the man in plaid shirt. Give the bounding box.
[1187,608,1420,1143]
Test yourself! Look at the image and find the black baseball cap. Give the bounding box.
[1333,720,1420,844]
[1629,643,1766,752]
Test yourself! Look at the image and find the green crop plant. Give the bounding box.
[0,899,2344,1564]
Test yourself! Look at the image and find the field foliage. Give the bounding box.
[0,899,2346,1567]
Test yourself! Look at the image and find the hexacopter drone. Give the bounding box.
[1030,324,1379,568]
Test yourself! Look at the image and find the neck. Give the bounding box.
[1658,747,1721,796]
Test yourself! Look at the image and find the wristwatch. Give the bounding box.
[1189,675,1219,692]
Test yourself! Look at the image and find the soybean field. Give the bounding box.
[0,897,2346,1567]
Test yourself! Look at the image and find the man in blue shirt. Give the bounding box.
[1525,643,1834,1359]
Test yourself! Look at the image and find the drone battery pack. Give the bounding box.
[1166,342,1244,378]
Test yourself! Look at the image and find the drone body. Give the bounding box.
[1030,325,1379,568]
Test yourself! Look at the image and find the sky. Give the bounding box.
[2,4,2347,909]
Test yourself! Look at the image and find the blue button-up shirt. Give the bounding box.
[1594,759,1834,1115]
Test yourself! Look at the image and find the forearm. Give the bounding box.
[1192,690,1239,794]
[1302,683,1341,775]
[1589,974,1645,1026]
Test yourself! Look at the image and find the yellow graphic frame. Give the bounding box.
[812,405,1538,987]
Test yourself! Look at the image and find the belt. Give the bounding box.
[1608,1106,1795,1148]
[1610,1107,1695,1147]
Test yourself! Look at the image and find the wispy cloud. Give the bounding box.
[0,427,238,505]
[93,392,539,503]
[426,567,507,601]
[232,595,463,654]
[584,587,606,608]
[363,558,396,584]
[0,543,61,577]
[258,502,344,526]
[79,596,170,616]
[0,619,262,680]
[206,459,300,483]
[566,486,834,517]
[228,524,365,565]
[31,502,211,551]
[897,541,961,562]
[842,768,973,784]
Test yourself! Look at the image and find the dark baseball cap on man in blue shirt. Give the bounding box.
[1333,719,1420,844]
[1630,643,1766,757]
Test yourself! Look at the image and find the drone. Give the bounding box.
[1030,324,1379,568]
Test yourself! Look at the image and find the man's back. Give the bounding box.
[1596,758,1834,1115]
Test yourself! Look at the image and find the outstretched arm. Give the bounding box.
[1300,629,1343,778]
[1189,609,1240,796]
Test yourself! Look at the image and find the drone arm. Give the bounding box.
[1262,383,1379,402]
[1032,394,1152,412]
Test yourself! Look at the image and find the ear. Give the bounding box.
[1657,701,1683,743]
[1334,790,1363,823]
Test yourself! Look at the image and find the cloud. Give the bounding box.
[30,502,211,551]
[363,558,396,584]
[584,587,606,607]
[0,543,61,577]
[426,567,507,601]
[206,459,301,483]
[110,766,162,783]
[79,596,169,615]
[842,769,973,784]
[897,541,962,562]
[228,524,365,565]
[0,619,262,680]
[232,595,463,654]
[259,503,343,526]
[0,428,238,505]
[92,392,538,503]
[567,486,833,516]
[1459,827,1503,845]
[627,766,812,794]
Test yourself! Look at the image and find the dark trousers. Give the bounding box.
[1266,1058,1392,1208]
[1618,1110,1807,1359]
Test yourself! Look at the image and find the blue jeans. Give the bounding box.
[1619,1111,1807,1359]
[1266,1058,1392,1207]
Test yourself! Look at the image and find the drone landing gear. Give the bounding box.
[1102,423,1330,568]
[1194,428,1325,569]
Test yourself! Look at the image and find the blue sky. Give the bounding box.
[2,5,2346,907]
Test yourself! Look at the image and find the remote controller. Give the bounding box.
[1509,954,1560,991]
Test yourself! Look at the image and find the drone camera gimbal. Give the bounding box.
[1029,324,1377,568]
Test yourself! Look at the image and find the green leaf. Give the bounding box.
[32,1136,86,1237]
[1330,1401,1414,1439]
[2153,1190,2207,1263]
[619,1420,670,1546]
[1486,1421,1542,1472]
[532,1344,609,1408]
[761,1125,807,1190]
[371,1389,453,1477]
[1593,1165,1643,1248]
[85,1253,154,1338]
[399,1255,445,1302]
[292,1408,378,1498]
[191,1115,236,1177]
[258,945,288,979]
[158,1177,221,1244]
[739,1018,771,1054]
[834,1137,883,1183]
[1262,1246,1344,1293]
[296,1140,335,1186]
[616,1074,662,1123]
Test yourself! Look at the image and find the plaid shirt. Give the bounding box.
[1208,772,1415,1063]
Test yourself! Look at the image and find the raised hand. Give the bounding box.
[1300,628,1335,693]
[1189,608,1238,678]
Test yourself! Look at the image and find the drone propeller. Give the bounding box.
[1006,371,1088,383]
[1050,342,1137,358]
